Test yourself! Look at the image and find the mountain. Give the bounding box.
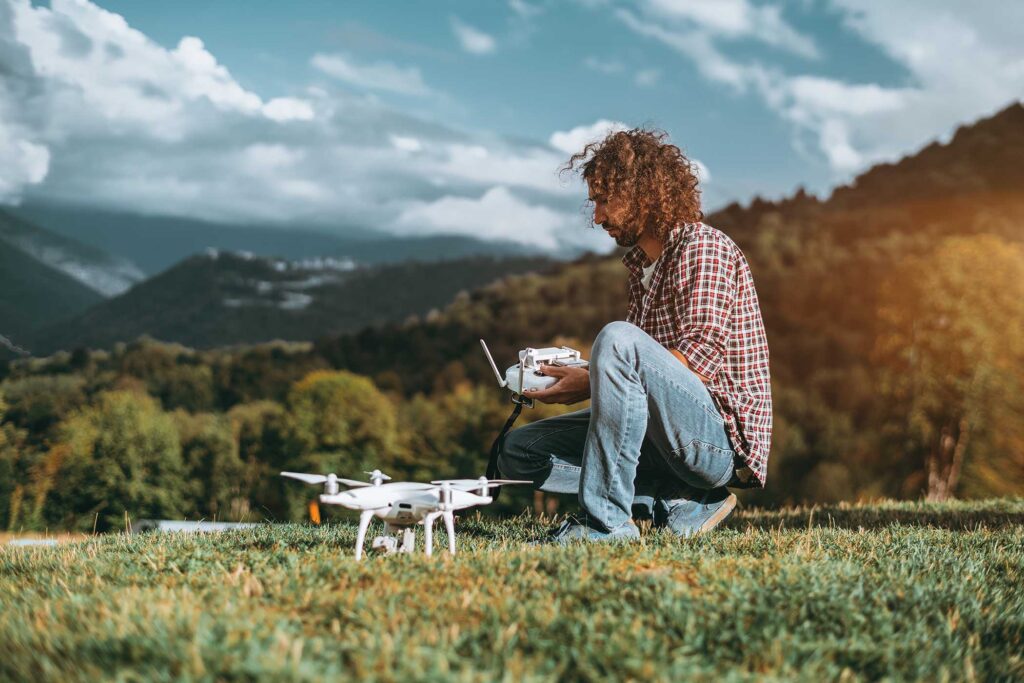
[0,235,104,350]
[11,203,547,276]
[26,251,556,354]
[0,209,145,296]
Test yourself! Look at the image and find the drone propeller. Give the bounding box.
[431,477,532,492]
[280,471,371,494]
[281,471,326,485]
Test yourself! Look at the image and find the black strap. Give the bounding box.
[485,401,524,501]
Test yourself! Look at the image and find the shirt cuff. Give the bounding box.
[677,340,723,379]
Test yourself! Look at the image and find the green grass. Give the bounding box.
[2,500,1023,682]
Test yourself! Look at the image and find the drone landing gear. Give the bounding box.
[423,510,456,557]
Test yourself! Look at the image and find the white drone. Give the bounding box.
[281,469,530,560]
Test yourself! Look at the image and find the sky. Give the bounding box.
[1,0,1022,252]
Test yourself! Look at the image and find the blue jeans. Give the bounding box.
[497,321,737,532]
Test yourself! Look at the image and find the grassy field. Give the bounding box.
[2,499,1022,682]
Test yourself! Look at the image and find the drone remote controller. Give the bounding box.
[479,339,589,404]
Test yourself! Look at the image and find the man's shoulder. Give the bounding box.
[680,222,741,255]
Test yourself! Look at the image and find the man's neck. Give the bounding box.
[638,231,664,262]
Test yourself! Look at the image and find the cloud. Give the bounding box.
[311,53,431,97]
[613,0,1024,179]
[451,17,496,55]
[549,119,630,155]
[508,0,543,19]
[0,0,608,254]
[394,186,576,250]
[262,97,316,122]
[643,0,819,59]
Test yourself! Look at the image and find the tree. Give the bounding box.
[874,235,1024,500]
[172,411,245,520]
[47,391,187,530]
[286,370,401,477]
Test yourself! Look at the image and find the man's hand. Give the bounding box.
[523,364,591,405]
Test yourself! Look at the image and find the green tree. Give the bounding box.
[874,235,1024,500]
[286,370,401,477]
[47,391,187,531]
[172,411,245,520]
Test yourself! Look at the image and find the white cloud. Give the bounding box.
[311,53,431,96]
[389,135,422,153]
[614,0,1024,179]
[0,128,50,202]
[644,0,819,59]
[394,186,573,249]
[451,17,496,55]
[0,0,607,253]
[262,97,315,122]
[509,0,543,19]
[549,119,630,155]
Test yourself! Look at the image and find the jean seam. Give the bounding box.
[603,388,645,523]
[639,358,725,424]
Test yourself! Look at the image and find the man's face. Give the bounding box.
[588,183,638,248]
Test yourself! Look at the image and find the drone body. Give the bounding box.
[281,471,528,560]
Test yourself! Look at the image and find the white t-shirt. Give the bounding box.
[641,256,661,290]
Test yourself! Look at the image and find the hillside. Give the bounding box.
[0,210,145,296]
[12,203,548,275]
[27,251,556,354]
[2,500,1022,681]
[0,237,103,347]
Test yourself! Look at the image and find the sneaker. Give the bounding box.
[656,488,737,538]
[534,515,640,545]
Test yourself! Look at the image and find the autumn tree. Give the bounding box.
[874,235,1024,500]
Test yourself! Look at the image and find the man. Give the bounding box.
[497,128,772,541]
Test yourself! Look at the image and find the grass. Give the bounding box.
[2,499,1022,682]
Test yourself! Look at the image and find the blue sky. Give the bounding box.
[1,0,1022,252]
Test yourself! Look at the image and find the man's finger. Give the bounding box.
[536,363,569,376]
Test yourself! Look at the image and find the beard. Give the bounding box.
[605,224,640,248]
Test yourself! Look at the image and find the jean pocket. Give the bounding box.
[669,439,735,490]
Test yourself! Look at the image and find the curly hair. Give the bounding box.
[561,128,703,240]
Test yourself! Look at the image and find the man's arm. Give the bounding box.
[673,233,737,382]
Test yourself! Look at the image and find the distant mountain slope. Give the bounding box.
[12,204,548,276]
[28,252,555,354]
[0,210,145,296]
[0,237,104,347]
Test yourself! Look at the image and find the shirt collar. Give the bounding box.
[620,223,698,277]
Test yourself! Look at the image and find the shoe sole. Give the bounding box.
[696,493,737,535]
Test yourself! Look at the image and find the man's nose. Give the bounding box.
[594,206,606,224]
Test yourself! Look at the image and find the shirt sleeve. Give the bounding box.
[674,234,737,379]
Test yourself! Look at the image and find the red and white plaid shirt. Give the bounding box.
[623,222,773,486]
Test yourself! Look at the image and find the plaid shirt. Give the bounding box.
[623,222,773,486]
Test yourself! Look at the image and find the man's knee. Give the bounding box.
[593,321,645,363]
